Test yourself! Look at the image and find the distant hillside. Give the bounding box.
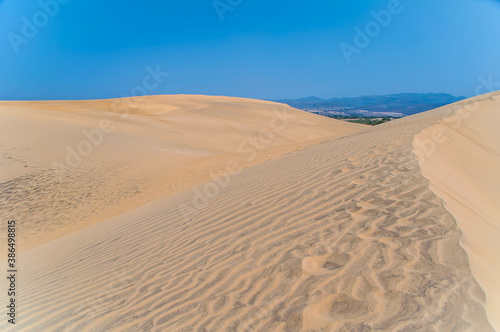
[276,93,465,116]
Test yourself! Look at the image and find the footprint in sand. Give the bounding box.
[302,253,350,277]
[303,294,370,330]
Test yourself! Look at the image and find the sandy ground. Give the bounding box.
[414,93,500,330]
[0,92,498,331]
[0,95,364,251]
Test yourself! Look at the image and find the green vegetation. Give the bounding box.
[325,115,400,126]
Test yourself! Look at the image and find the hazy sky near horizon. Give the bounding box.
[0,0,499,100]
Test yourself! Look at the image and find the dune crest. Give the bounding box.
[0,95,364,251]
[0,93,497,331]
[414,93,500,330]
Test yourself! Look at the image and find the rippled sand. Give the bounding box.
[0,92,498,331]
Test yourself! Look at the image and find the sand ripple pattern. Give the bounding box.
[0,96,494,331]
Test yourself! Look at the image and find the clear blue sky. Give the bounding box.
[0,0,499,100]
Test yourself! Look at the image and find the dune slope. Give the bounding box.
[414,92,500,330]
[0,93,497,331]
[0,95,364,251]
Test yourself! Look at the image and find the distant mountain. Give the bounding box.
[276,93,465,116]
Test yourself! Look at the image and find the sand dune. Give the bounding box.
[0,92,498,331]
[0,95,364,250]
[414,93,500,330]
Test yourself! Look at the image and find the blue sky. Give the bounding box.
[0,0,499,100]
